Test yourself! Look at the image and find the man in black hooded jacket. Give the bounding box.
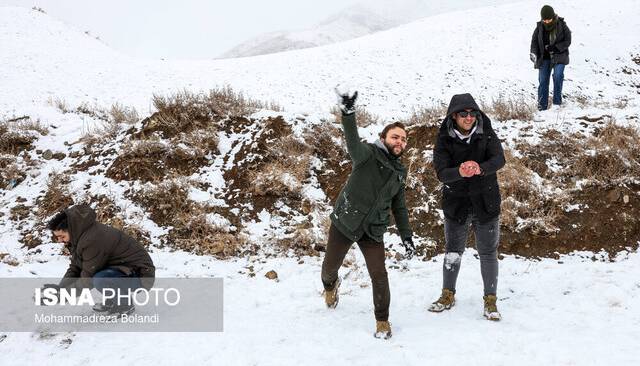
[429,93,505,321]
[530,5,572,110]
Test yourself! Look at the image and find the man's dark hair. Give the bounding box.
[379,122,407,139]
[48,211,68,231]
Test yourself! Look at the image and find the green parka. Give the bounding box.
[330,113,412,243]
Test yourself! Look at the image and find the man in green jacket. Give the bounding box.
[45,204,155,315]
[321,88,414,340]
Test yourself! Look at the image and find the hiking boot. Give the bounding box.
[483,294,501,321]
[324,277,341,309]
[92,303,112,312]
[374,320,392,339]
[92,299,115,313]
[428,288,455,312]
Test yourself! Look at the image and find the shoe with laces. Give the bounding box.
[324,277,341,309]
[483,294,501,321]
[374,320,392,339]
[428,288,455,312]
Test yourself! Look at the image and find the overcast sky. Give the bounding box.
[1,0,515,59]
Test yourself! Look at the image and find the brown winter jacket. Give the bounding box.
[58,204,155,290]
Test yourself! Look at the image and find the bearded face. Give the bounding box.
[382,127,407,157]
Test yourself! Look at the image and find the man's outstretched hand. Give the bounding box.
[335,85,358,115]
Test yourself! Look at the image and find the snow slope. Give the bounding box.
[219,0,520,59]
[2,0,639,119]
[219,4,403,59]
[1,1,640,365]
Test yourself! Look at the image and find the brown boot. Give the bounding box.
[374,320,392,339]
[324,278,341,309]
[428,288,455,312]
[483,294,501,321]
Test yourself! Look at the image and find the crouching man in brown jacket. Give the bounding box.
[46,204,155,315]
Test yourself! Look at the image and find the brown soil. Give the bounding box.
[0,128,36,155]
[221,116,296,224]
[500,184,640,259]
[134,111,214,139]
[310,128,350,204]
[26,107,638,260]
[106,144,207,182]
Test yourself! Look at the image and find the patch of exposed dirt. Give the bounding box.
[310,128,350,204]
[0,127,37,155]
[222,116,295,222]
[401,124,443,257]
[134,111,217,139]
[500,185,640,258]
[106,141,207,182]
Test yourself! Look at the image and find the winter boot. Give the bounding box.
[428,288,455,312]
[324,277,341,309]
[374,320,392,339]
[92,298,115,313]
[483,294,501,321]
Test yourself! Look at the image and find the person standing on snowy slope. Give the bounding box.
[429,93,505,321]
[530,4,571,111]
[321,87,415,339]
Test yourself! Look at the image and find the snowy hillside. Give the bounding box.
[219,0,519,59]
[219,4,399,59]
[2,0,639,118]
[1,1,640,365]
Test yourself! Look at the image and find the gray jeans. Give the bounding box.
[442,214,500,295]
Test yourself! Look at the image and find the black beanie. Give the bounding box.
[541,5,555,20]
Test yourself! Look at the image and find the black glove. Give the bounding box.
[529,52,537,63]
[401,237,415,260]
[335,87,358,115]
[548,45,559,53]
[38,283,61,306]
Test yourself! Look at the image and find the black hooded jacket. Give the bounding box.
[433,94,506,224]
[530,16,571,68]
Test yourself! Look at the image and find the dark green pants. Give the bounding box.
[321,223,390,321]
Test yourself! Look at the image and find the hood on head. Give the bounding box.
[445,93,481,117]
[64,204,96,246]
[441,93,485,139]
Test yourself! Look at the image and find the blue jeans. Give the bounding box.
[93,268,142,306]
[538,60,565,110]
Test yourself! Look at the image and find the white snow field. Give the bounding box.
[1,0,639,118]
[1,0,640,365]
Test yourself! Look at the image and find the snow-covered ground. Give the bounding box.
[1,0,640,365]
[2,249,639,365]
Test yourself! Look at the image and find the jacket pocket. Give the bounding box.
[336,199,369,232]
[369,223,387,238]
[482,185,501,215]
